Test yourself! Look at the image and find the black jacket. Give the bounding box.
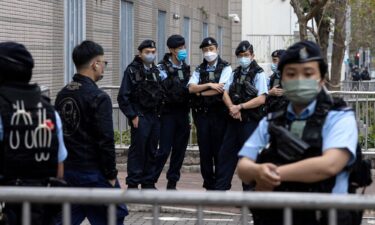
[55,74,117,179]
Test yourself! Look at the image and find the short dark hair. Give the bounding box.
[72,40,104,69]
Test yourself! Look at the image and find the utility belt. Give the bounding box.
[192,103,227,115]
[241,107,265,122]
[162,103,189,114]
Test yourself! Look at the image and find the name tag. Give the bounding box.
[178,70,184,80]
[209,72,215,81]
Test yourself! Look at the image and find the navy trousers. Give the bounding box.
[215,118,258,190]
[126,112,160,186]
[153,110,190,183]
[58,170,128,225]
[193,111,227,190]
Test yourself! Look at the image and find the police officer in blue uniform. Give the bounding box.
[0,42,67,225]
[118,40,163,190]
[215,41,268,190]
[265,49,288,114]
[188,37,232,190]
[237,41,358,225]
[55,40,128,224]
[153,35,191,190]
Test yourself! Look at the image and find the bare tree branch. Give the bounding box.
[306,0,330,21]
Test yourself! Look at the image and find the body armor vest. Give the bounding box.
[191,57,230,111]
[265,72,289,114]
[159,54,190,107]
[258,89,348,193]
[129,58,164,110]
[229,61,265,121]
[0,84,58,180]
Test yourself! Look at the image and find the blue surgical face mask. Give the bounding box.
[271,63,278,73]
[177,49,187,61]
[143,53,156,64]
[238,57,251,69]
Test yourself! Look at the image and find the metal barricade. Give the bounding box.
[0,187,373,225]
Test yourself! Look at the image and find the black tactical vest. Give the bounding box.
[129,58,164,110]
[0,84,58,180]
[159,54,190,107]
[191,57,230,111]
[258,89,348,193]
[228,61,265,121]
[265,72,289,114]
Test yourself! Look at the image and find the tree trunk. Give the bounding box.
[330,0,347,90]
[299,21,308,41]
[315,12,331,64]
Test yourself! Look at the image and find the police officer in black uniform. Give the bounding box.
[215,41,268,190]
[237,41,358,225]
[265,49,288,114]
[55,40,127,224]
[118,40,163,189]
[0,42,67,225]
[188,37,232,190]
[152,35,191,190]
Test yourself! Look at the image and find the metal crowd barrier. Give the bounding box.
[101,85,375,151]
[341,81,375,92]
[0,187,373,225]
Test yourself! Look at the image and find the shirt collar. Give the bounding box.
[206,59,218,71]
[286,100,317,120]
[168,57,183,69]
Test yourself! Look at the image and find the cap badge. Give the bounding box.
[208,40,212,45]
[299,47,308,60]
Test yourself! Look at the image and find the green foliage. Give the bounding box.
[114,130,131,145]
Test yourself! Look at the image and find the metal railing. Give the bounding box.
[341,80,375,92]
[102,85,375,151]
[0,187,373,225]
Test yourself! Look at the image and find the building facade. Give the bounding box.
[0,0,232,99]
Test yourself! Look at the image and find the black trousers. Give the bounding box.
[193,111,227,190]
[126,112,160,186]
[152,110,190,183]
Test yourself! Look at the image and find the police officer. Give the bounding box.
[215,41,268,191]
[118,40,163,190]
[237,41,357,225]
[188,37,232,190]
[265,49,288,114]
[55,40,128,224]
[0,42,67,225]
[152,35,191,190]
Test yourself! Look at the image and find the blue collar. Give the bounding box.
[168,57,183,69]
[286,100,317,120]
[206,60,218,71]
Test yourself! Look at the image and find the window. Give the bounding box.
[64,0,86,84]
[202,22,209,39]
[217,26,223,48]
[183,17,191,64]
[120,1,134,78]
[157,10,167,62]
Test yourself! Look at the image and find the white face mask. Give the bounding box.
[204,51,218,62]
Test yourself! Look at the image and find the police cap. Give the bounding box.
[138,39,156,51]
[278,41,324,73]
[235,40,253,56]
[199,37,218,49]
[271,49,285,58]
[167,35,185,49]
